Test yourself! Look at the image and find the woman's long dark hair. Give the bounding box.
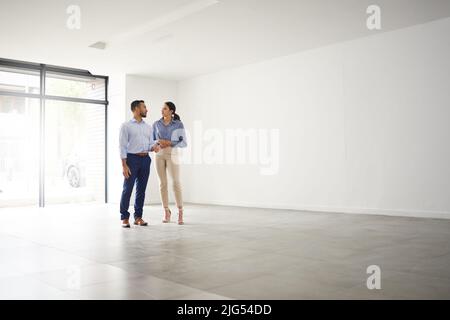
[165,101,180,121]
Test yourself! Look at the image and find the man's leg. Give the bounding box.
[134,155,151,220]
[120,156,139,220]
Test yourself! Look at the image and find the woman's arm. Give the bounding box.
[149,124,161,152]
[171,122,187,148]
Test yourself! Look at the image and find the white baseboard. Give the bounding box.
[183,199,450,220]
[108,198,450,219]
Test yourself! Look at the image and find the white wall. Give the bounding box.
[176,18,450,218]
[107,74,126,206]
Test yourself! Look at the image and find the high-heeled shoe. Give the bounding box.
[162,208,171,223]
[178,209,184,225]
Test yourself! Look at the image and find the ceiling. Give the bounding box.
[1,0,450,80]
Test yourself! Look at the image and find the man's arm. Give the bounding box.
[119,124,128,159]
[121,159,131,179]
[119,124,131,179]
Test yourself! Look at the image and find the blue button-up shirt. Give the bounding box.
[119,118,157,159]
[152,118,187,148]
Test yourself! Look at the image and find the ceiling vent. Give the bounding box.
[88,41,107,50]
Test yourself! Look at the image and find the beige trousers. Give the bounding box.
[154,147,183,208]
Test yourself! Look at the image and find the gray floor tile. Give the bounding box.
[0,203,449,299]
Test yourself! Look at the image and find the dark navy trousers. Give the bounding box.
[120,153,151,220]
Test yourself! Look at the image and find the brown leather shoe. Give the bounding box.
[134,218,148,226]
[122,219,130,228]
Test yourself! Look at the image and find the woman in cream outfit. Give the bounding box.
[152,102,187,224]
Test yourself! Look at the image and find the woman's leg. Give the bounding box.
[155,154,169,211]
[167,153,184,224]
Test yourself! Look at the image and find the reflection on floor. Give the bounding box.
[0,203,449,299]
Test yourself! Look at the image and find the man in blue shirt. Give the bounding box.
[119,100,160,228]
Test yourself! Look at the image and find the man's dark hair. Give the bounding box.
[131,100,144,111]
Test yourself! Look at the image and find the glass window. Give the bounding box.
[0,60,107,208]
[0,66,40,94]
[45,72,106,101]
[0,96,40,207]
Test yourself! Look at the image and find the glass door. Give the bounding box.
[44,100,105,205]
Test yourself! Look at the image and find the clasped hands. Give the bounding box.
[151,139,171,153]
[158,139,172,148]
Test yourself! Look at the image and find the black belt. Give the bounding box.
[131,152,148,157]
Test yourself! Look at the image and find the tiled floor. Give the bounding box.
[0,203,449,299]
